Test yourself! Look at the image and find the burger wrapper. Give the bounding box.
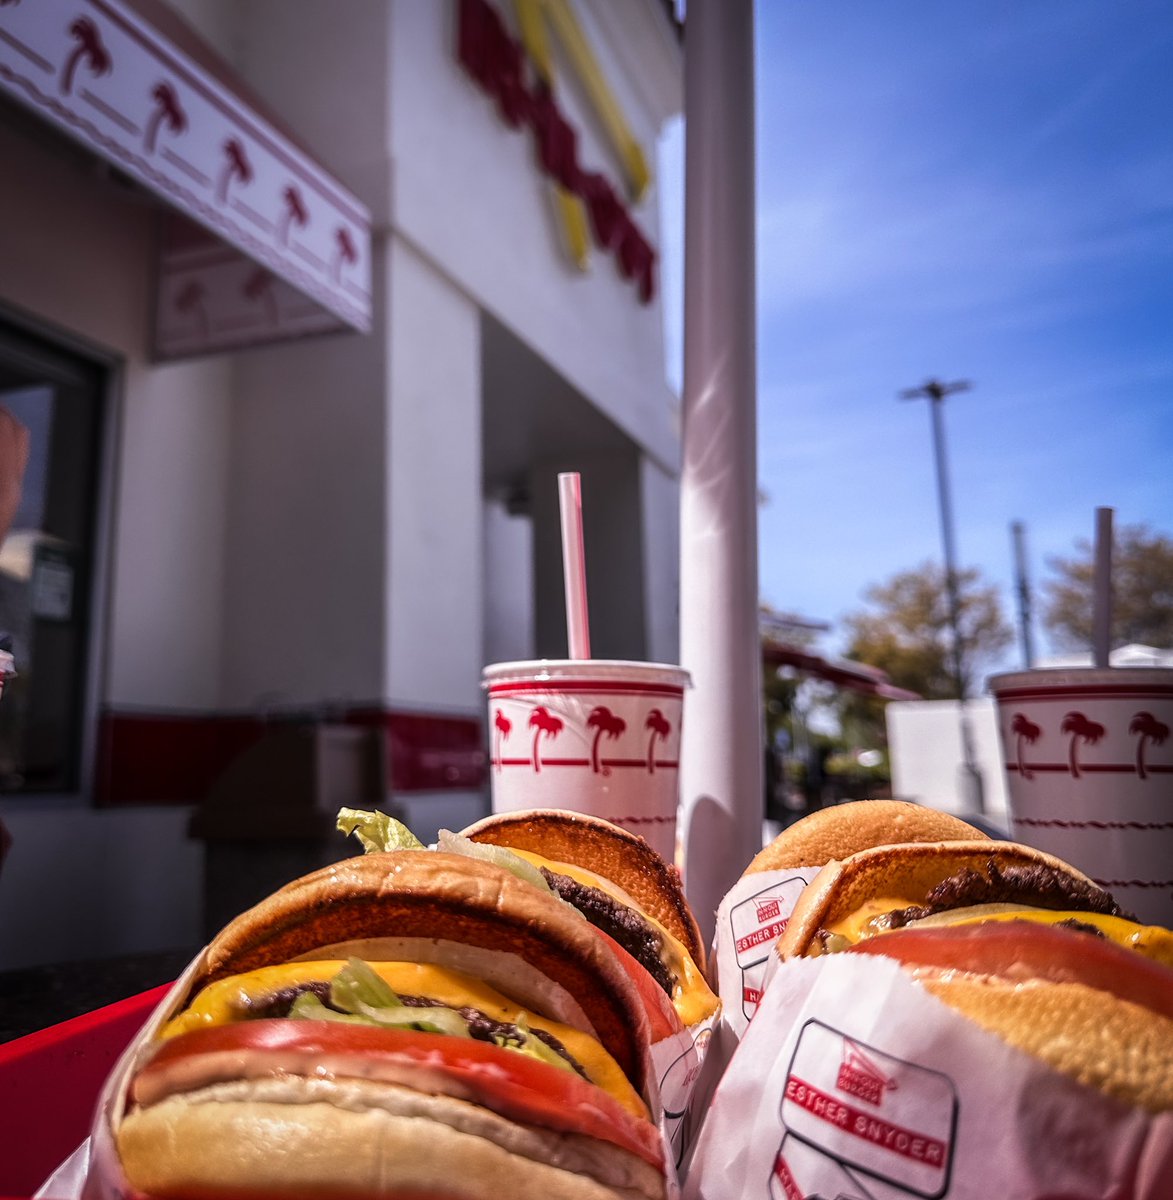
[676,862,820,1157]
[36,946,689,1200]
[710,863,823,1043]
[651,1010,720,1174]
[681,952,1173,1200]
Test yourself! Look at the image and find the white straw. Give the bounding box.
[558,472,591,659]
[1093,506,1114,669]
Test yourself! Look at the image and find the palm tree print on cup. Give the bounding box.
[587,706,626,775]
[144,82,186,154]
[1060,711,1106,779]
[1010,713,1041,780]
[529,706,563,773]
[61,17,112,97]
[645,708,671,774]
[1130,712,1170,780]
[493,710,511,773]
[216,138,253,204]
[278,185,309,247]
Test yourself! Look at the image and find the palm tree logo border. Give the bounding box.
[487,696,680,775]
[1009,708,1171,779]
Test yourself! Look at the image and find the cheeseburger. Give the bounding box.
[460,809,719,1039]
[94,850,669,1200]
[777,839,1173,1110]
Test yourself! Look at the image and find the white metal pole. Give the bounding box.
[679,0,761,947]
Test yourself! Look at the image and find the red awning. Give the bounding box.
[763,641,921,701]
[0,0,371,358]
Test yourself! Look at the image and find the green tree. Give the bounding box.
[842,562,1014,701]
[1042,523,1173,652]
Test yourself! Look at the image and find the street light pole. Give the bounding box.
[899,378,986,814]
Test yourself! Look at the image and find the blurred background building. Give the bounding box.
[0,0,682,969]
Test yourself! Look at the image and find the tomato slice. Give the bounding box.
[594,929,683,1043]
[848,919,1173,1023]
[133,1021,664,1169]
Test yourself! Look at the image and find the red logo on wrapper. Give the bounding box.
[770,1134,873,1200]
[771,1148,803,1200]
[730,878,809,1020]
[730,879,808,967]
[780,1021,957,1199]
[837,1039,899,1106]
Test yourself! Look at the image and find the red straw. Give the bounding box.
[558,472,591,659]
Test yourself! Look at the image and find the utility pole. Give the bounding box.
[899,378,986,814]
[1011,520,1035,668]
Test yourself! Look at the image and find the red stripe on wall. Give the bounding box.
[345,708,487,793]
[95,706,486,807]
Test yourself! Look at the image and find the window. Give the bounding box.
[0,320,106,794]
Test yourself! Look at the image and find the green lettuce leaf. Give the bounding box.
[327,958,470,1038]
[436,829,552,894]
[495,1012,575,1075]
[336,808,425,854]
[330,957,403,1011]
[289,992,373,1025]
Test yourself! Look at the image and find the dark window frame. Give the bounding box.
[0,302,122,808]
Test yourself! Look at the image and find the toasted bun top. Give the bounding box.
[188,850,651,1094]
[776,840,1101,959]
[747,801,987,875]
[461,809,705,971]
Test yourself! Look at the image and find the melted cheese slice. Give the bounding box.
[924,907,1173,967]
[507,847,719,1027]
[824,896,921,943]
[160,959,647,1119]
[825,898,1173,968]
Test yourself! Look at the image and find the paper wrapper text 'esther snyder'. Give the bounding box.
[683,953,1173,1200]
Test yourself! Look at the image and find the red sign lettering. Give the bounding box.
[456,0,657,303]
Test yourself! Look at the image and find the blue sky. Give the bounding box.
[659,3,1173,672]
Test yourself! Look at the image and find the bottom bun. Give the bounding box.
[921,973,1173,1113]
[119,1078,661,1200]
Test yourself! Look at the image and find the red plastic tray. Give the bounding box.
[0,984,172,1197]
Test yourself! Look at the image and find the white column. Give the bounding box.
[679,0,761,944]
[386,235,482,709]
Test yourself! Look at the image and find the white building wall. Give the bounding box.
[385,235,483,710]
[483,499,535,666]
[887,697,1010,823]
[387,0,679,472]
[641,454,681,664]
[0,116,227,967]
[0,0,681,968]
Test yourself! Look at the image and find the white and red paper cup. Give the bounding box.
[988,667,1173,925]
[482,659,691,863]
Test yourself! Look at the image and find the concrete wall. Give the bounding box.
[483,498,535,666]
[387,0,679,472]
[0,112,227,968]
[385,236,483,711]
[886,697,1010,822]
[0,0,680,969]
